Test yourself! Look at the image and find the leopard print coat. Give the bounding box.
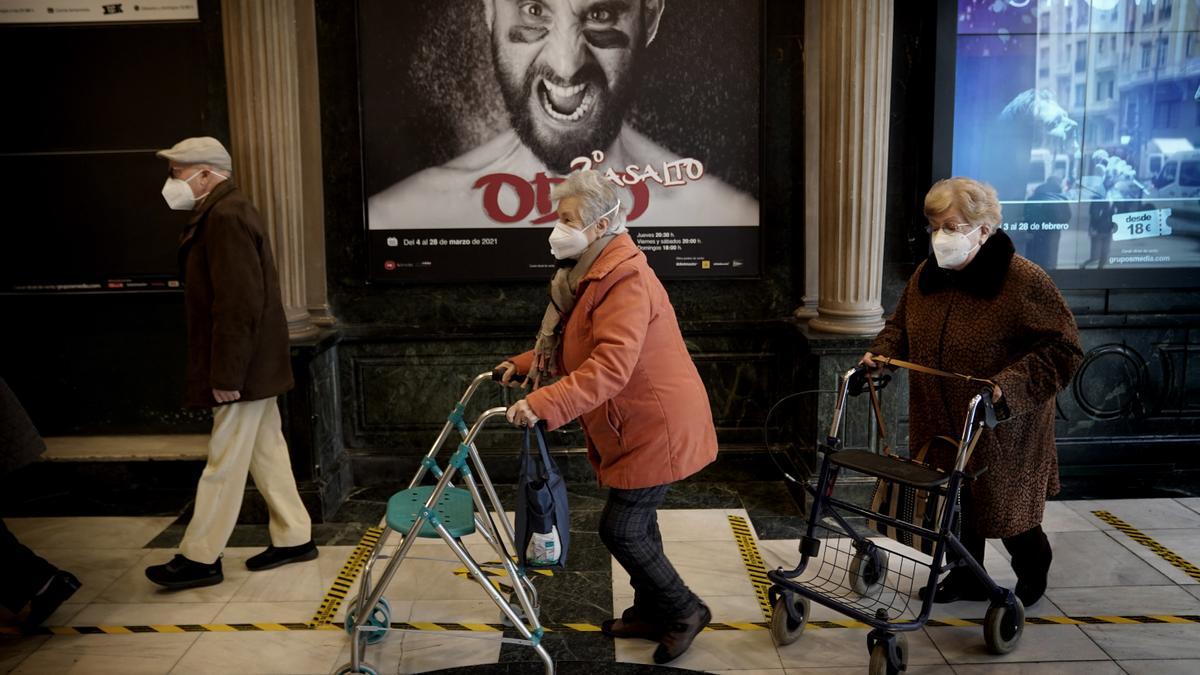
[869,231,1083,538]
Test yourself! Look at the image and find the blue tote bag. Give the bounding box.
[514,422,570,570]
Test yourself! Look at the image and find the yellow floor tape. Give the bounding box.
[1092,510,1200,583]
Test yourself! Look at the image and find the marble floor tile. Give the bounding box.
[31,547,147,604]
[1176,498,1200,516]
[924,624,1109,664]
[774,626,944,669]
[408,598,506,624]
[1185,585,1200,603]
[613,592,766,624]
[4,517,176,550]
[1041,531,1173,588]
[616,627,786,671]
[1079,623,1200,660]
[333,629,504,674]
[1063,499,1200,531]
[1041,502,1100,533]
[230,545,358,603]
[1046,584,1200,616]
[213,601,326,624]
[928,596,1064,622]
[611,538,756,600]
[169,630,346,675]
[11,633,200,675]
[950,663,1125,675]
[0,635,47,674]
[713,670,785,675]
[1106,528,1200,586]
[96,549,253,604]
[1118,659,1200,675]
[655,508,751,541]
[787,662,955,667]
[33,601,86,627]
[69,602,224,626]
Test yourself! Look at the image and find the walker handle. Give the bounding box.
[492,366,526,385]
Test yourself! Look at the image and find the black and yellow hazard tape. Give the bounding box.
[451,561,553,593]
[1093,510,1200,583]
[9,615,1200,637]
[728,514,774,621]
[309,526,385,627]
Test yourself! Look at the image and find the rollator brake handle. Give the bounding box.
[848,367,891,397]
[977,386,999,428]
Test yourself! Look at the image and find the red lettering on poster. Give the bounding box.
[474,172,650,225]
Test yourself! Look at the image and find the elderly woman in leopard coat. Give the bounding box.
[864,177,1083,608]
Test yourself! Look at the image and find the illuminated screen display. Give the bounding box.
[945,0,1199,280]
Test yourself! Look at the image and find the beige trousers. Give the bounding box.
[180,397,311,564]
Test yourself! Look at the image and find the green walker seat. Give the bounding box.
[386,486,476,539]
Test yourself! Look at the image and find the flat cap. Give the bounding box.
[156,137,232,172]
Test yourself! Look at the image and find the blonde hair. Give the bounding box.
[924,177,1002,232]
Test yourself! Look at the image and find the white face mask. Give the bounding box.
[547,200,620,260]
[931,224,983,269]
[161,170,219,211]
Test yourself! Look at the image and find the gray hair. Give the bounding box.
[551,170,627,233]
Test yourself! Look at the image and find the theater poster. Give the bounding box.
[357,0,762,281]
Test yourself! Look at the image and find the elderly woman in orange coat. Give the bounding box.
[497,170,718,664]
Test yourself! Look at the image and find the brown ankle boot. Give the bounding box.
[653,601,711,664]
[601,605,662,640]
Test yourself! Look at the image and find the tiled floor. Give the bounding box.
[2,498,1200,673]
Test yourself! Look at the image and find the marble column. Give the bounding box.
[806,0,893,335]
[794,0,822,321]
[222,0,320,338]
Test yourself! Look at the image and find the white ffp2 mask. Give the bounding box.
[931,225,982,269]
[547,200,620,260]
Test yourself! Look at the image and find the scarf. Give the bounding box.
[531,233,618,386]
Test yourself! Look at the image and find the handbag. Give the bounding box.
[862,375,974,555]
[514,422,571,570]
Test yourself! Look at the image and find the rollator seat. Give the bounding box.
[387,486,476,538]
[828,449,950,489]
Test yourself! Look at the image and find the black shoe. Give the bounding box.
[1006,527,1052,607]
[145,554,223,589]
[246,541,318,571]
[653,601,711,664]
[24,571,81,626]
[921,571,989,604]
[601,605,663,641]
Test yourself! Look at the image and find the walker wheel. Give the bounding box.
[984,597,1025,654]
[344,597,392,645]
[868,633,908,675]
[850,545,890,598]
[769,593,810,646]
[332,662,379,675]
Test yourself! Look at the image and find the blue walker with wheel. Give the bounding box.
[333,371,553,675]
[767,360,1025,675]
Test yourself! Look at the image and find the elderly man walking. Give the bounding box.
[145,137,315,589]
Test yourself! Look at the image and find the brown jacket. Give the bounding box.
[869,231,1083,538]
[178,181,293,409]
[511,234,718,489]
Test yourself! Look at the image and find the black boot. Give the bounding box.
[145,554,223,589]
[25,571,81,626]
[1003,525,1052,607]
[653,601,711,664]
[246,541,318,571]
[601,604,663,641]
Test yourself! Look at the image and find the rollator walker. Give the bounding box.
[334,371,554,675]
[767,359,1025,675]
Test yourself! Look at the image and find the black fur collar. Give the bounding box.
[918,229,1015,298]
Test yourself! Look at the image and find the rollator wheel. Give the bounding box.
[769,593,810,646]
[344,597,392,646]
[331,662,379,675]
[983,597,1025,654]
[850,545,890,598]
[867,633,907,675]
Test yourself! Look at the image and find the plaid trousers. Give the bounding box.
[599,485,700,620]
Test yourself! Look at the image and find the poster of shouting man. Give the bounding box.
[359,0,762,281]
